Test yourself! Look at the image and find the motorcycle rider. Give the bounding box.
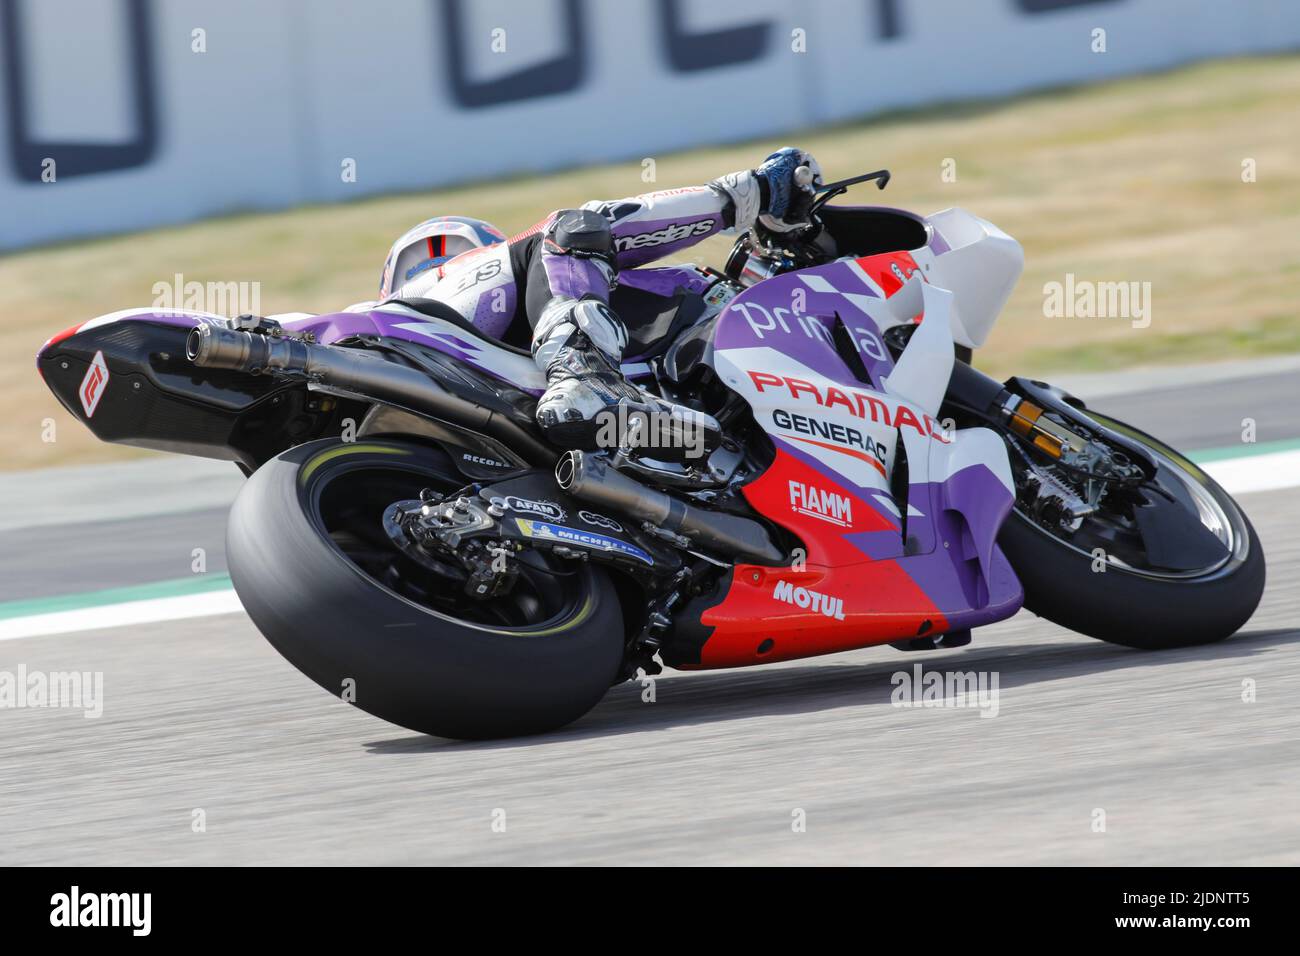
[379,148,823,454]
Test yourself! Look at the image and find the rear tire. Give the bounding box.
[227,439,625,739]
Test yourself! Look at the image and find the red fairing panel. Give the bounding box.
[684,450,951,669]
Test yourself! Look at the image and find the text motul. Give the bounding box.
[773,579,845,620]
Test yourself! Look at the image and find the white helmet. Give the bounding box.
[379,216,507,298]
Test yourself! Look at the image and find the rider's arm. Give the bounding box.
[578,148,822,271]
[512,148,823,355]
[507,183,746,345]
[579,178,754,273]
[579,178,756,270]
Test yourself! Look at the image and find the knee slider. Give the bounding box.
[546,209,613,258]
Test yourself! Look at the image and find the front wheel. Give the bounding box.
[998,413,1265,650]
[226,439,626,740]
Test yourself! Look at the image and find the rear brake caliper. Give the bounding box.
[383,489,518,599]
[460,540,519,600]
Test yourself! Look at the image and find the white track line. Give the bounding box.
[0,590,244,642]
[0,449,1295,643]
[1200,449,1300,496]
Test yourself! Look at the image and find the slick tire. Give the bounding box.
[999,415,1265,650]
[226,439,625,740]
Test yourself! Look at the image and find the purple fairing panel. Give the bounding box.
[711,264,896,388]
[45,307,547,396]
[916,463,1022,626]
[282,311,390,342]
[56,309,391,345]
[282,308,547,396]
[39,309,398,353]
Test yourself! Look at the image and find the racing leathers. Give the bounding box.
[390,148,822,455]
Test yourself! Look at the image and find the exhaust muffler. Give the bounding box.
[188,323,555,464]
[556,450,783,565]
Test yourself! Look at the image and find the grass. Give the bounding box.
[3,54,1297,470]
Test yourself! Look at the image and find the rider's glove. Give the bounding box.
[754,147,823,233]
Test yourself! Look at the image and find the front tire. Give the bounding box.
[998,414,1265,650]
[226,439,625,739]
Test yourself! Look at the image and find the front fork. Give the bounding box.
[940,364,1155,533]
[944,362,1154,468]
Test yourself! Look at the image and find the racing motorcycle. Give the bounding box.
[36,169,1265,740]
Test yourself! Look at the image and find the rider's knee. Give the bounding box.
[545,209,613,259]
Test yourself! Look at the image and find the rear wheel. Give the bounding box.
[226,439,625,739]
[998,413,1265,649]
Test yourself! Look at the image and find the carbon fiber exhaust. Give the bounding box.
[187,323,555,464]
[556,450,783,565]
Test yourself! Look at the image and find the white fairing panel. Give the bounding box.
[715,345,908,496]
[926,208,1024,348]
[882,283,955,419]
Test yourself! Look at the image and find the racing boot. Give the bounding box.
[532,297,721,462]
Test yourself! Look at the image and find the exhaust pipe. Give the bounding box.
[556,450,783,565]
[186,322,308,373]
[188,323,555,464]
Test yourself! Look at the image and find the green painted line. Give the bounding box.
[0,574,233,622]
[1187,437,1300,464]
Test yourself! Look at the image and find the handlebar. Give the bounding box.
[730,167,895,280]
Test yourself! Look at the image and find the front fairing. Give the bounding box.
[682,260,1023,668]
[707,261,934,501]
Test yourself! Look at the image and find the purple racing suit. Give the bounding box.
[379,152,820,452]
[388,171,762,346]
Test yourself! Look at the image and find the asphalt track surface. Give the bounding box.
[1,363,1297,865]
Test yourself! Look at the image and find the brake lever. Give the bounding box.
[809,169,890,215]
[816,169,891,194]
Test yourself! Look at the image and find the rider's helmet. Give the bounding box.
[379,216,507,298]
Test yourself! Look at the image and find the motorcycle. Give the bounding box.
[36,169,1266,739]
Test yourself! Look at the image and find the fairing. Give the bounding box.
[670,261,1023,668]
